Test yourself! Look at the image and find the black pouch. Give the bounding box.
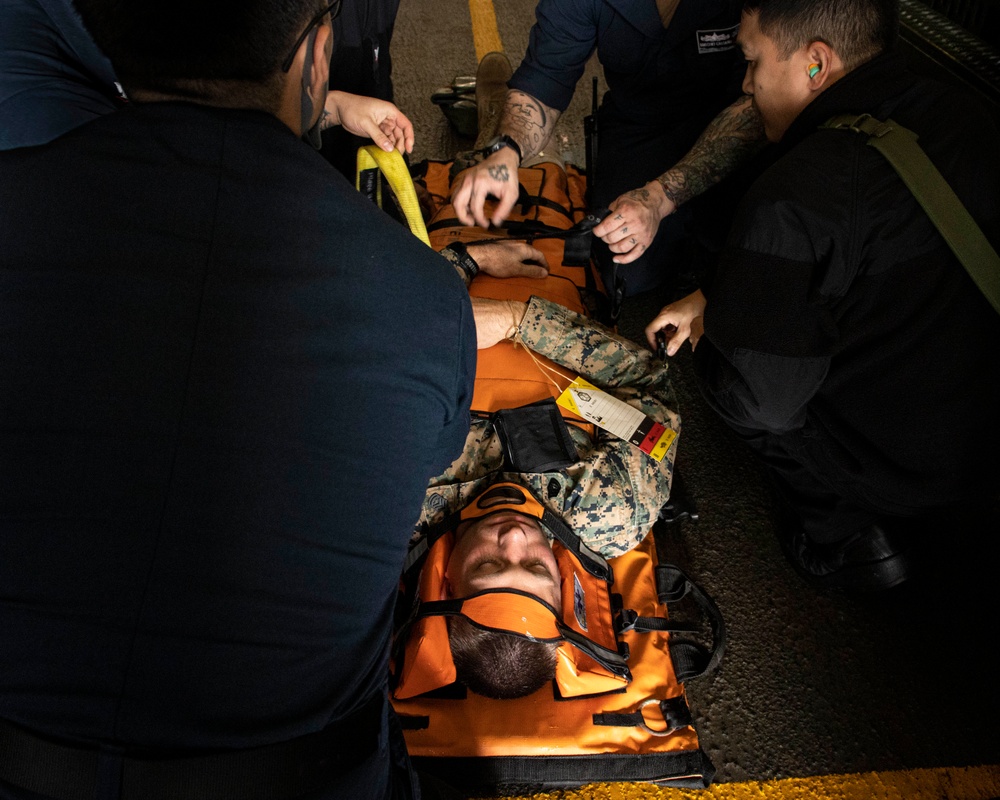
[491,399,580,473]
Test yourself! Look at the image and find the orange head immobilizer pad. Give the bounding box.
[394,482,633,700]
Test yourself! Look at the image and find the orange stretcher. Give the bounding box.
[359,149,724,795]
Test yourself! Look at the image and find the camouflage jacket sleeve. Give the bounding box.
[417,295,680,558]
[513,295,680,556]
[437,245,473,287]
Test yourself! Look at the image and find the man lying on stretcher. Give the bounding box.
[411,162,682,700]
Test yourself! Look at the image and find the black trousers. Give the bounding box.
[725,421,997,552]
[729,423,881,545]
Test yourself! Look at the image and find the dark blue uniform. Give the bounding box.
[0,101,475,799]
[510,0,744,295]
[0,0,121,150]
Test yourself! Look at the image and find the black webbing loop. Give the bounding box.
[669,641,713,684]
[656,564,726,681]
[593,696,693,734]
[656,564,691,603]
[562,230,592,267]
[617,608,702,635]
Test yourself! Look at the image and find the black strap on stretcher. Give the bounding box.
[405,486,612,586]
[0,692,383,800]
[592,695,693,733]
[654,564,726,682]
[425,212,604,262]
[414,749,715,793]
[416,592,632,680]
[610,563,725,684]
[515,183,577,224]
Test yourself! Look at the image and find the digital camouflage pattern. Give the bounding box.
[418,295,680,557]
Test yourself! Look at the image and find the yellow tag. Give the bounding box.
[557,377,676,462]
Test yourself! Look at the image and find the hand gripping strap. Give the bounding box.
[822,114,1000,316]
[356,145,431,246]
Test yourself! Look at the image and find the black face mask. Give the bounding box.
[300,27,325,150]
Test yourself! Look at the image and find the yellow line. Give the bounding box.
[484,765,1000,799]
[468,0,503,62]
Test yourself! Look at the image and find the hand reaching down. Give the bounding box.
[645,290,707,356]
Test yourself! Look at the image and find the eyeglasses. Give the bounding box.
[281,0,342,73]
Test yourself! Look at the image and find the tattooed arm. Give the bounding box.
[496,90,561,163]
[451,90,561,229]
[593,95,765,265]
[655,94,764,209]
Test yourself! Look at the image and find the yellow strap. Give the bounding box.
[355,145,431,247]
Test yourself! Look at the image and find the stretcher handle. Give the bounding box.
[656,564,726,681]
[356,145,431,247]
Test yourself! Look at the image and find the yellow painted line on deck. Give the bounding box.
[468,0,504,62]
[487,765,1000,799]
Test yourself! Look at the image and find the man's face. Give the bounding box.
[738,10,814,142]
[445,512,562,611]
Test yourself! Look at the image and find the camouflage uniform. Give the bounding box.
[419,295,680,558]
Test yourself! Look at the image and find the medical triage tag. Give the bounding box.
[557,377,676,461]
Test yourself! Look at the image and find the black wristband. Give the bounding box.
[480,134,522,164]
[443,242,480,281]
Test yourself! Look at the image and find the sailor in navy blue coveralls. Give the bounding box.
[509,0,744,295]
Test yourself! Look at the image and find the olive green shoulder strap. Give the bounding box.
[822,113,1000,315]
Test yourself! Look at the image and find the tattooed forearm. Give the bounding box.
[319,108,335,131]
[656,95,766,208]
[499,90,561,160]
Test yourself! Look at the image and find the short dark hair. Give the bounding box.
[448,617,558,700]
[742,0,899,70]
[73,0,325,100]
